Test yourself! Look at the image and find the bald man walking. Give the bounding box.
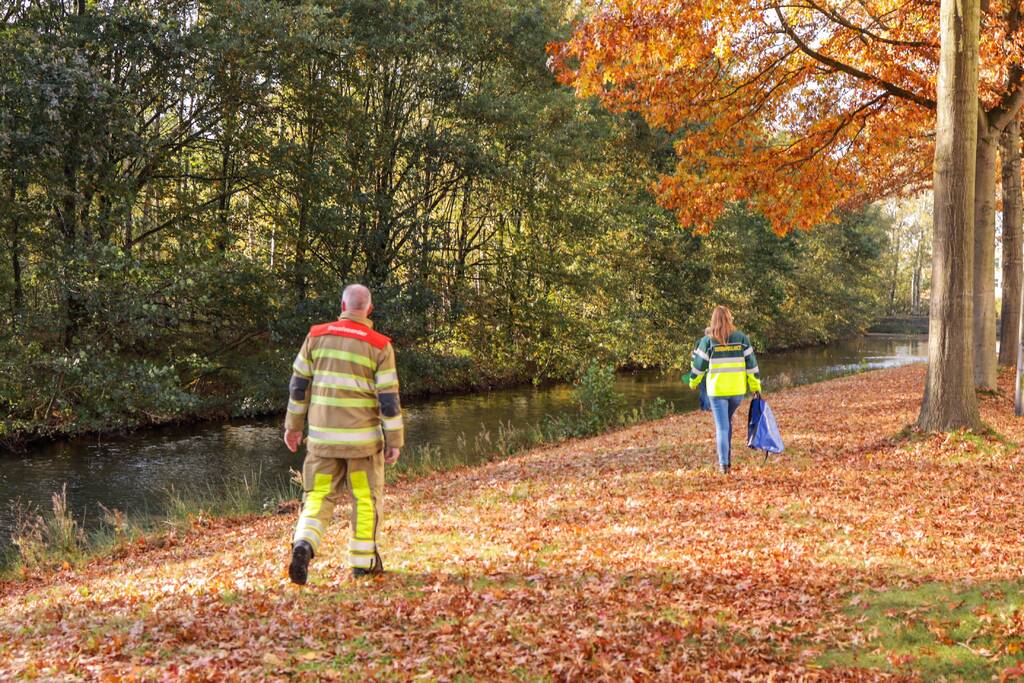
[284,284,404,584]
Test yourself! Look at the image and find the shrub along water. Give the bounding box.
[390,363,675,480]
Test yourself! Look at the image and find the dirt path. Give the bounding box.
[3,364,1023,681]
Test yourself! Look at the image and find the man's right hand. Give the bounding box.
[284,429,304,453]
[384,447,400,465]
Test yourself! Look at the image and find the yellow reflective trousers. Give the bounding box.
[292,451,384,569]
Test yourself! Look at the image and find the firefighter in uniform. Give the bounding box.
[283,284,404,583]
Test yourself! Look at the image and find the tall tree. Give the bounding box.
[911,215,929,315]
[918,0,982,430]
[974,2,1024,387]
[877,196,933,317]
[0,0,897,440]
[999,119,1023,366]
[551,0,1024,389]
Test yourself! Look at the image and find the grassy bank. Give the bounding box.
[3,363,1023,680]
[2,470,302,578]
[867,316,929,335]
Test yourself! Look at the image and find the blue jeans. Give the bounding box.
[709,396,743,468]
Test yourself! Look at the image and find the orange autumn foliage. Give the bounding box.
[549,1,1024,235]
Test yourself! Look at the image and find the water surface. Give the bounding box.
[0,336,926,542]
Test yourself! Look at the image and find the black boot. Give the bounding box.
[352,551,384,579]
[289,541,313,585]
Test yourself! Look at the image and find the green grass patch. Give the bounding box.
[2,467,301,577]
[818,581,1024,681]
[164,466,299,521]
[890,422,1011,448]
[886,423,1019,467]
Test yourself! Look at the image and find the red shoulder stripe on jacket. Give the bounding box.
[308,321,391,349]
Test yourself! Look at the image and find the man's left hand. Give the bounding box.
[284,429,304,453]
[384,447,400,465]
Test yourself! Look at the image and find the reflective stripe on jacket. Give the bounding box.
[285,313,404,457]
[686,331,762,397]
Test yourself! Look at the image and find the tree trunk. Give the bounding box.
[972,123,998,389]
[295,187,308,302]
[293,106,318,303]
[6,179,23,317]
[216,84,236,253]
[911,226,924,315]
[59,159,81,350]
[889,224,901,314]
[918,0,982,431]
[216,136,233,252]
[1016,269,1024,414]
[999,120,1023,365]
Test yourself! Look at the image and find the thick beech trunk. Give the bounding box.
[919,0,982,431]
[973,126,998,389]
[999,120,1023,366]
[1017,278,1024,414]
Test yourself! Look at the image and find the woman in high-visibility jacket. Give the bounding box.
[686,306,762,474]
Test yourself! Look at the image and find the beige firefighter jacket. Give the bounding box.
[285,313,404,458]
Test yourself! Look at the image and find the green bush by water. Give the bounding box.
[543,363,673,440]
[9,485,86,570]
[390,363,674,482]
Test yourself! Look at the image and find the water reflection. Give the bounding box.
[0,336,926,542]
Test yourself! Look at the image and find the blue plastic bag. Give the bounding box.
[698,378,711,412]
[747,397,784,461]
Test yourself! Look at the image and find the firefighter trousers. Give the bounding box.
[292,450,384,570]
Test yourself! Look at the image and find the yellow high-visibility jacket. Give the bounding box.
[686,331,762,397]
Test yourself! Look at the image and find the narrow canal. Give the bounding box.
[0,335,926,544]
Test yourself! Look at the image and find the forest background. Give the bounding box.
[0,0,931,444]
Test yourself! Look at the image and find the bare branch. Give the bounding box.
[772,5,937,110]
[804,0,937,48]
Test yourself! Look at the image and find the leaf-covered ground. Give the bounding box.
[3,364,1024,681]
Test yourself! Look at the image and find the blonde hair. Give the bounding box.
[707,306,736,344]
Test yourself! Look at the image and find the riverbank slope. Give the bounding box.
[3,364,1023,680]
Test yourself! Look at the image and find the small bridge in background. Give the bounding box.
[868,316,929,335]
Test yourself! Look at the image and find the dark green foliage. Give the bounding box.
[539,364,673,440]
[0,0,887,444]
[697,207,887,350]
[570,364,628,434]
